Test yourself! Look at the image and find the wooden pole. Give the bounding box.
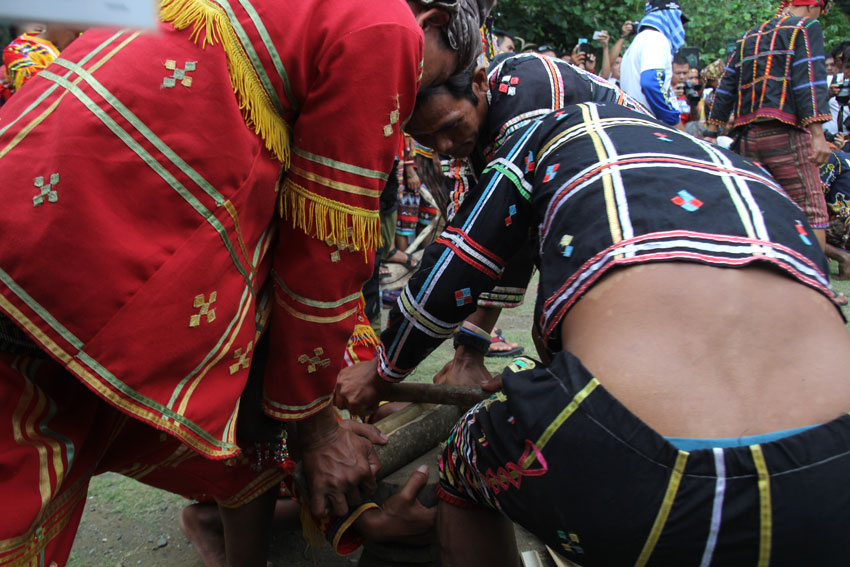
[382,382,491,407]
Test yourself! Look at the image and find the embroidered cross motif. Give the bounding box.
[543,164,559,183]
[383,95,401,137]
[454,288,473,307]
[33,174,59,207]
[229,341,254,375]
[671,190,703,212]
[298,347,330,373]
[525,152,535,173]
[163,60,197,88]
[505,204,518,226]
[559,235,575,257]
[325,228,356,262]
[653,132,673,142]
[189,292,217,327]
[554,110,569,121]
[795,221,812,245]
[498,75,519,96]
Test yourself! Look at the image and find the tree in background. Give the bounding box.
[494,0,850,66]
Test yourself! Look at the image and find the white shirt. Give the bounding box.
[620,29,675,119]
[825,73,847,136]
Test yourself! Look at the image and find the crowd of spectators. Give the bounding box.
[382,0,850,300]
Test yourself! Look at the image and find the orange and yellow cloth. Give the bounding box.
[2,33,60,92]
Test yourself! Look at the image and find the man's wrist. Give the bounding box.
[297,405,339,447]
[454,344,487,363]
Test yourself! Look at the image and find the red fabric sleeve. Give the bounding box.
[262,22,422,420]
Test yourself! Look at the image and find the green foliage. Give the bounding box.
[494,0,850,66]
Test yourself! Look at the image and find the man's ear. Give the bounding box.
[415,7,451,31]
[472,65,489,97]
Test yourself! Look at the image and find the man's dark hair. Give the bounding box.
[673,54,689,67]
[494,29,514,42]
[414,65,478,112]
[833,40,850,64]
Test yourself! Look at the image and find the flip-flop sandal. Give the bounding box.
[382,289,402,308]
[485,329,524,358]
[385,247,418,270]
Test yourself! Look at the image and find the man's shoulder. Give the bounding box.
[634,28,668,45]
[753,15,820,33]
[319,0,421,36]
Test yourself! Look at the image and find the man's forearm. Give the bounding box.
[611,37,626,60]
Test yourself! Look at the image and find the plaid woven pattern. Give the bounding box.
[378,103,834,381]
[740,122,829,227]
[709,16,830,129]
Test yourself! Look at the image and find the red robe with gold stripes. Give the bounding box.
[0,0,422,458]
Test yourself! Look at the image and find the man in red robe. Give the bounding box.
[0,0,492,565]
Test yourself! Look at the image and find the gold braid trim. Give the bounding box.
[280,177,381,252]
[160,0,290,166]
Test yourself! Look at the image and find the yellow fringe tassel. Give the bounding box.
[349,323,380,350]
[159,0,291,167]
[280,178,381,253]
[298,488,327,550]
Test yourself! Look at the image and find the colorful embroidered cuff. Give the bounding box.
[377,348,412,383]
[262,393,334,421]
[801,113,834,128]
[477,286,526,308]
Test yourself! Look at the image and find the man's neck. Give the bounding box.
[788,6,819,19]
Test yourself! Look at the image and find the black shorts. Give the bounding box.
[438,352,850,566]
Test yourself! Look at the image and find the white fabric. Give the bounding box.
[620,29,674,118]
[699,448,727,567]
[825,74,847,136]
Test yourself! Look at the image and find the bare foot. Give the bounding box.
[385,248,418,269]
[180,503,226,567]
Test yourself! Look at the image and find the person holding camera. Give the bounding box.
[825,44,850,150]
[671,53,696,123]
[620,0,688,128]
[707,0,833,251]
